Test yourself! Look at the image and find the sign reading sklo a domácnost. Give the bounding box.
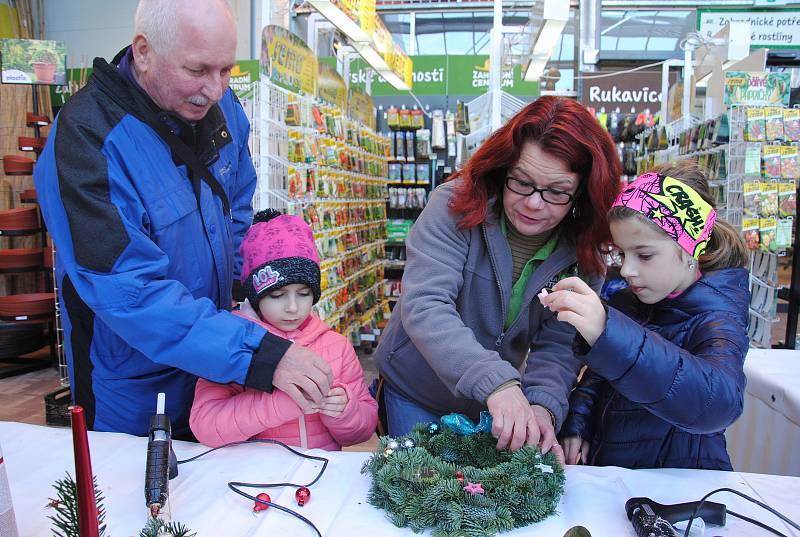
[580,70,677,115]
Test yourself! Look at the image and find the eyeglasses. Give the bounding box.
[505,177,577,205]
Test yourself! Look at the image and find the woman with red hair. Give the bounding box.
[374,96,621,459]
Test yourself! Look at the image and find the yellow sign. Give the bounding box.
[370,16,412,88]
[261,25,317,95]
[348,89,376,130]
[318,63,347,110]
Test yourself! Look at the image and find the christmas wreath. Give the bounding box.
[361,414,565,537]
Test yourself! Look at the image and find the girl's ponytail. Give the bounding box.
[700,219,749,271]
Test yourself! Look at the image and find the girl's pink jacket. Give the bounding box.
[190,310,378,450]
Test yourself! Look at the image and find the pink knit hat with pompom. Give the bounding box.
[241,209,321,307]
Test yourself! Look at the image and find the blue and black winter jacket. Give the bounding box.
[34,51,290,438]
[560,268,750,470]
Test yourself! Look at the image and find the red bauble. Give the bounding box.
[253,492,271,512]
[296,486,311,506]
[455,471,465,483]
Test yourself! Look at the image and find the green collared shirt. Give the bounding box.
[501,215,559,329]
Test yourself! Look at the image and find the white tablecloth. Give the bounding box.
[726,348,800,476]
[1,421,798,537]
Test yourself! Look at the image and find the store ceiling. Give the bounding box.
[381,9,696,58]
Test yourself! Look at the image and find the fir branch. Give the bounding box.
[139,518,197,537]
[47,473,106,537]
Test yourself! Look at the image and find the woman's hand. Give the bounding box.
[561,436,590,465]
[539,276,606,346]
[531,404,563,464]
[486,385,538,452]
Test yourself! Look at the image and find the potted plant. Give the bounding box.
[30,42,59,83]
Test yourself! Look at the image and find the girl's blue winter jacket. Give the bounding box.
[560,268,750,470]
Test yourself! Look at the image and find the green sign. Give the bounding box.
[698,8,800,50]
[323,55,539,97]
[724,71,790,105]
[228,59,259,100]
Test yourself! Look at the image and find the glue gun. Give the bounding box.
[625,497,726,537]
[144,393,178,519]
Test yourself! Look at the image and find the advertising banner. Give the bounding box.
[0,38,67,85]
[724,71,791,106]
[348,88,376,130]
[228,60,259,100]
[260,25,317,95]
[337,54,539,97]
[318,62,347,110]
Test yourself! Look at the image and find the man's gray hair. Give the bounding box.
[134,0,180,54]
[134,0,232,54]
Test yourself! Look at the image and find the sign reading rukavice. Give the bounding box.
[580,70,676,115]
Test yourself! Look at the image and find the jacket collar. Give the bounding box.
[645,268,750,326]
[93,47,232,166]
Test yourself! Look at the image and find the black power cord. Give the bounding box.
[683,487,800,537]
[176,438,329,537]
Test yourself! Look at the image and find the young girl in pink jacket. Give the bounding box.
[190,210,378,450]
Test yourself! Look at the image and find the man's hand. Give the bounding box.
[272,344,333,411]
[539,276,606,346]
[486,385,539,452]
[317,386,348,417]
[561,436,590,465]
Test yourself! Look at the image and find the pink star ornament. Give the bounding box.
[463,482,484,495]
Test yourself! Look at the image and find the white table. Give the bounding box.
[1,421,798,537]
[726,348,800,477]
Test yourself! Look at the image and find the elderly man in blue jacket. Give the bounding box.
[34,0,332,438]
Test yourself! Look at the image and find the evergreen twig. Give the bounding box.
[47,472,106,537]
[138,518,197,537]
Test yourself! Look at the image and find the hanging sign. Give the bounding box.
[337,0,377,36]
[580,70,676,115]
[318,62,347,110]
[698,8,800,49]
[334,54,539,97]
[348,88,376,130]
[228,60,259,100]
[260,25,317,95]
[369,16,411,88]
[0,38,67,85]
[724,71,790,105]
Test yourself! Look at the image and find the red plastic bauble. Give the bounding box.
[296,486,311,506]
[455,471,465,483]
[253,492,271,512]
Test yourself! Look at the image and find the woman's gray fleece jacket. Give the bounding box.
[375,180,599,429]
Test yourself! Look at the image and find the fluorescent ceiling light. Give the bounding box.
[523,0,569,82]
[524,57,549,82]
[308,0,371,43]
[353,42,410,91]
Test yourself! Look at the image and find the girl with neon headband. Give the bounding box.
[541,161,750,470]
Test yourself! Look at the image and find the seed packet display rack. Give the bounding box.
[252,80,391,344]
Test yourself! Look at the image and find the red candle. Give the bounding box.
[71,406,100,537]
